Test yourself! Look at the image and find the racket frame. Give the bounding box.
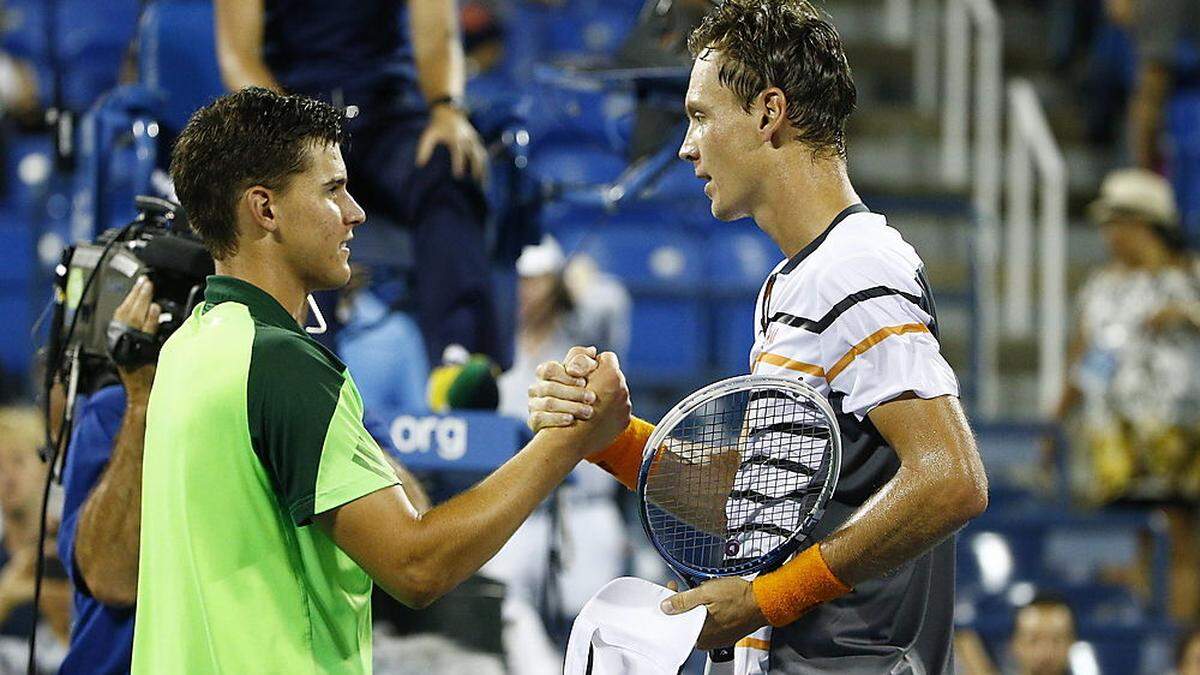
[636,374,843,587]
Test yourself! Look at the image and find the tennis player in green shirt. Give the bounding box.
[130,87,630,674]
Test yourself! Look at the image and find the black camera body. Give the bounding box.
[49,196,214,391]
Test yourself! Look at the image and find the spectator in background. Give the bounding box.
[0,407,69,673]
[954,594,1077,675]
[487,235,631,674]
[334,264,430,415]
[1128,0,1200,244]
[1010,594,1076,675]
[1177,626,1200,675]
[215,0,507,370]
[1051,168,1200,618]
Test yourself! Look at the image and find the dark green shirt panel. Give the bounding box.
[246,324,348,526]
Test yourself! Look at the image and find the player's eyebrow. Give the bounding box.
[323,175,347,189]
[685,100,704,116]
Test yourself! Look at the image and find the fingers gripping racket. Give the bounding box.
[637,375,842,673]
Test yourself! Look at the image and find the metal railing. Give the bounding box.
[938,0,1004,417]
[909,0,1067,418]
[1004,79,1068,414]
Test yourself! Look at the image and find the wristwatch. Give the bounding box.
[428,95,467,114]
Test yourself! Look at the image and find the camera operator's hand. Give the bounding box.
[113,276,161,404]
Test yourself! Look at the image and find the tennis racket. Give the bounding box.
[637,374,842,673]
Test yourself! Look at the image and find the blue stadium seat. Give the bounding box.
[73,86,163,236]
[562,224,702,291]
[710,300,756,376]
[138,0,225,134]
[0,223,36,377]
[706,228,781,291]
[554,223,706,381]
[526,143,627,189]
[521,68,635,151]
[540,2,639,62]
[640,158,706,202]
[1,133,54,214]
[626,298,706,382]
[706,227,781,375]
[1,0,140,113]
[504,0,640,71]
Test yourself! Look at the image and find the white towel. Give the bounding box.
[565,577,707,675]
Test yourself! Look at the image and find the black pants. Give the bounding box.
[335,110,506,368]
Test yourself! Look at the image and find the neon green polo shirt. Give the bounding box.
[131,275,399,674]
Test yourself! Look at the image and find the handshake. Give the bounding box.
[526,346,632,459]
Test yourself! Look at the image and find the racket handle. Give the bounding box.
[705,647,736,675]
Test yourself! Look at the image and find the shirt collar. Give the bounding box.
[779,203,871,275]
[203,275,304,334]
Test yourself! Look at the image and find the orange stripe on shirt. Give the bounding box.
[826,323,931,382]
[736,637,771,651]
[753,352,826,378]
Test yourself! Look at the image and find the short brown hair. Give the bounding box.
[169,87,345,260]
[687,0,857,158]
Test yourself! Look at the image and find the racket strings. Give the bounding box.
[644,386,834,575]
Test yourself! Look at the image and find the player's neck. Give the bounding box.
[753,156,861,259]
[214,253,309,326]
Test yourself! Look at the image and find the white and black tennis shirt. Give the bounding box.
[749,204,961,674]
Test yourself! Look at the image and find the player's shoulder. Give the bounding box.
[804,211,926,294]
[249,324,346,388]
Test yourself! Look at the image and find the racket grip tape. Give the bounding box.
[751,544,851,627]
[585,416,655,491]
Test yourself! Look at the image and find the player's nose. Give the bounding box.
[344,190,366,228]
[678,134,698,163]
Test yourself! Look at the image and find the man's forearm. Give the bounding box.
[213,0,283,93]
[402,431,581,594]
[410,0,465,102]
[327,429,587,608]
[74,401,148,606]
[1130,64,1171,168]
[820,451,987,586]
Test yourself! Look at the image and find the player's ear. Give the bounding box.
[244,185,279,235]
[758,88,789,146]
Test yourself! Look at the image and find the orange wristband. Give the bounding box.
[751,544,851,627]
[586,416,655,490]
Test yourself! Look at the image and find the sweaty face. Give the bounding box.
[272,142,366,292]
[678,52,766,221]
[1011,606,1074,675]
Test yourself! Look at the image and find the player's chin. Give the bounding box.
[709,199,743,222]
[318,263,354,291]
